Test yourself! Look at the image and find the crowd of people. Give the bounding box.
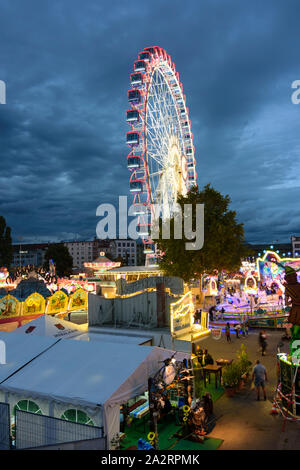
[4,265,58,286]
[225,320,249,342]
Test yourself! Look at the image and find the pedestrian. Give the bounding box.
[234,323,241,339]
[277,288,283,307]
[221,307,225,320]
[258,330,267,356]
[225,322,231,342]
[261,330,267,356]
[209,305,215,322]
[252,360,268,401]
[241,322,246,337]
[203,349,214,365]
[197,309,202,324]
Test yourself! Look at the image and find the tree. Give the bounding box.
[44,243,73,277]
[0,216,13,267]
[114,255,126,267]
[156,184,250,282]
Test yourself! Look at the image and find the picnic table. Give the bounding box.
[216,358,233,367]
[203,364,223,389]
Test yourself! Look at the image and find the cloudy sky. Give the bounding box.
[1,0,300,244]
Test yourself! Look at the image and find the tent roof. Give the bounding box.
[0,335,189,408]
[0,332,58,384]
[0,336,154,407]
[13,315,85,339]
[10,278,52,300]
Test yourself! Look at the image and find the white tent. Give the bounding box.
[0,332,189,448]
[14,316,151,345]
[13,315,86,339]
[0,332,58,385]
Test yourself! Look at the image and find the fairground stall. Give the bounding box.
[0,277,88,332]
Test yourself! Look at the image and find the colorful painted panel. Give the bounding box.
[0,295,20,318]
[68,288,87,311]
[46,290,68,315]
[257,251,300,288]
[23,293,45,315]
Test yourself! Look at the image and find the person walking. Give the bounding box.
[221,307,225,320]
[209,305,215,322]
[252,360,268,401]
[259,330,267,356]
[234,323,241,339]
[225,322,231,342]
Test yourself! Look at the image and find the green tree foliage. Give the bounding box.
[157,185,250,281]
[44,243,73,277]
[0,216,13,267]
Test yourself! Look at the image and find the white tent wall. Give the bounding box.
[88,292,158,328]
[6,391,50,418]
[52,401,103,427]
[88,293,113,326]
[103,403,120,450]
[104,347,190,449]
[89,291,173,328]
[3,390,103,434]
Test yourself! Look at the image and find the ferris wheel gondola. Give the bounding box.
[126,46,197,265]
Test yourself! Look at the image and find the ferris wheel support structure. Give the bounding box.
[126,46,197,266]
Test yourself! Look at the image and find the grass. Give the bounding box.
[121,412,223,450]
[193,364,225,402]
[121,378,224,451]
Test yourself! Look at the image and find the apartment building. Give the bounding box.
[64,240,97,270]
[12,243,49,267]
[110,239,137,266]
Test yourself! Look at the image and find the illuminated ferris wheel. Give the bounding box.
[126,46,197,265]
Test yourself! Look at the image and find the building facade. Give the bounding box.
[291,236,300,257]
[64,240,97,270]
[110,239,137,266]
[12,244,49,267]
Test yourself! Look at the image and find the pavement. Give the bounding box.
[67,310,88,325]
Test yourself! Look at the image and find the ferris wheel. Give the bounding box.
[126,46,197,265]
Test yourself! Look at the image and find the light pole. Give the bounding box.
[17,236,23,269]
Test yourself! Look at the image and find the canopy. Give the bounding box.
[13,315,85,339]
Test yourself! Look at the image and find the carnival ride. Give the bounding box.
[0,273,90,331]
[126,46,197,266]
[271,265,300,422]
[207,252,300,325]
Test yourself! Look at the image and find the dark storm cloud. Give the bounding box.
[0,0,300,243]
